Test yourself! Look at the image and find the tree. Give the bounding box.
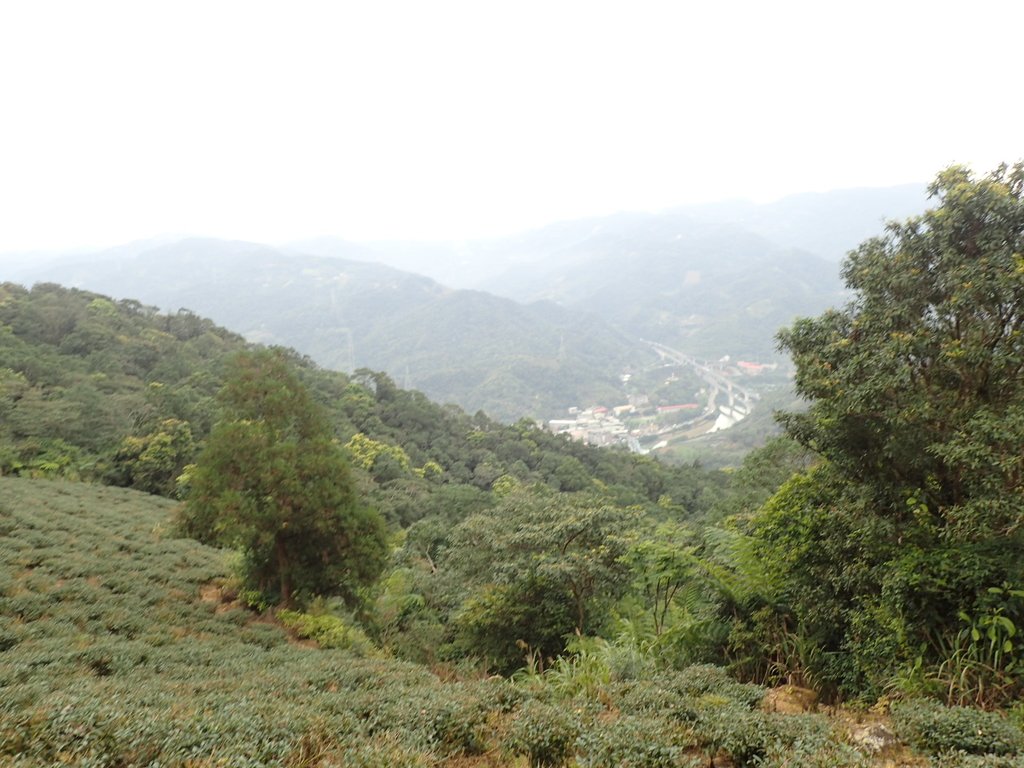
[109,417,196,496]
[779,163,1024,536]
[446,488,639,670]
[762,163,1024,698]
[180,349,387,608]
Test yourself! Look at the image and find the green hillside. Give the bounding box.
[479,221,845,361]
[0,477,505,765]
[5,164,1024,767]
[0,280,717,520]
[0,477,953,767]
[15,239,649,421]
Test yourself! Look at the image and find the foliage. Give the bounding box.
[345,431,413,482]
[180,349,388,607]
[0,282,726,542]
[446,488,640,670]
[575,714,699,767]
[707,435,815,520]
[916,586,1024,708]
[108,416,196,496]
[891,698,1024,756]
[754,163,1024,701]
[933,755,1024,768]
[5,475,967,768]
[0,476,508,766]
[0,283,240,481]
[504,699,582,767]
[277,605,377,655]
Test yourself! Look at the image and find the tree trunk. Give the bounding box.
[276,536,292,607]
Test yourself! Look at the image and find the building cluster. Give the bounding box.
[547,406,634,449]
[548,358,777,452]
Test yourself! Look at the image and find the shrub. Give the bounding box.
[505,699,582,767]
[892,699,1024,755]
[335,734,433,767]
[614,678,703,723]
[690,697,777,766]
[756,715,870,768]
[423,693,490,756]
[933,755,1024,768]
[277,608,377,655]
[756,739,871,768]
[575,715,698,767]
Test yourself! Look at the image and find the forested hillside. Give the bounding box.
[13,239,647,421]
[4,164,1024,767]
[10,188,917,422]
[0,281,717,516]
[483,223,843,360]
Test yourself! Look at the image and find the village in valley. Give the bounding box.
[546,341,783,454]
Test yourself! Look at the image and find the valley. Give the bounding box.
[546,340,780,458]
[5,186,897,428]
[3,166,1023,767]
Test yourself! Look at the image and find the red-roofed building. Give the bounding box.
[657,403,699,413]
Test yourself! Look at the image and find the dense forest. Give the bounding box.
[3,163,1024,765]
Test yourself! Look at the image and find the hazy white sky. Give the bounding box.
[1,0,1021,252]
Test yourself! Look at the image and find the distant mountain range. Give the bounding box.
[11,238,641,421]
[290,184,927,288]
[5,185,928,421]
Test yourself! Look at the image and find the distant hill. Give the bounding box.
[672,184,928,262]
[293,184,927,289]
[9,186,925,419]
[13,239,647,420]
[477,220,846,361]
[291,187,924,363]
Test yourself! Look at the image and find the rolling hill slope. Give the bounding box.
[0,477,930,767]
[0,477,499,765]
[478,220,846,360]
[13,238,648,420]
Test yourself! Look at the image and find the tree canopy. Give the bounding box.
[762,163,1024,700]
[180,349,388,608]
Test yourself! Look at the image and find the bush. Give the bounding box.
[892,699,1024,756]
[277,607,377,655]
[757,740,871,768]
[505,699,582,767]
[335,735,433,767]
[690,697,777,766]
[671,664,766,707]
[933,755,1024,768]
[615,678,701,721]
[575,715,698,767]
[756,715,870,768]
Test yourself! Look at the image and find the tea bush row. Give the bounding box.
[892,698,1024,756]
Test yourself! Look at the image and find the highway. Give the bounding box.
[643,341,758,427]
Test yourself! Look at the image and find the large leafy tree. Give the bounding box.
[446,487,639,671]
[760,163,1024,697]
[180,349,387,608]
[781,163,1024,534]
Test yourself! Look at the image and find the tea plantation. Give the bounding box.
[4,476,1024,767]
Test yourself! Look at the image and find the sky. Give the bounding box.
[1,0,1021,253]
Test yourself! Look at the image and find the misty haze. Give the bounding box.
[3,2,1024,765]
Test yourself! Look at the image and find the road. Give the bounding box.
[644,341,758,427]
